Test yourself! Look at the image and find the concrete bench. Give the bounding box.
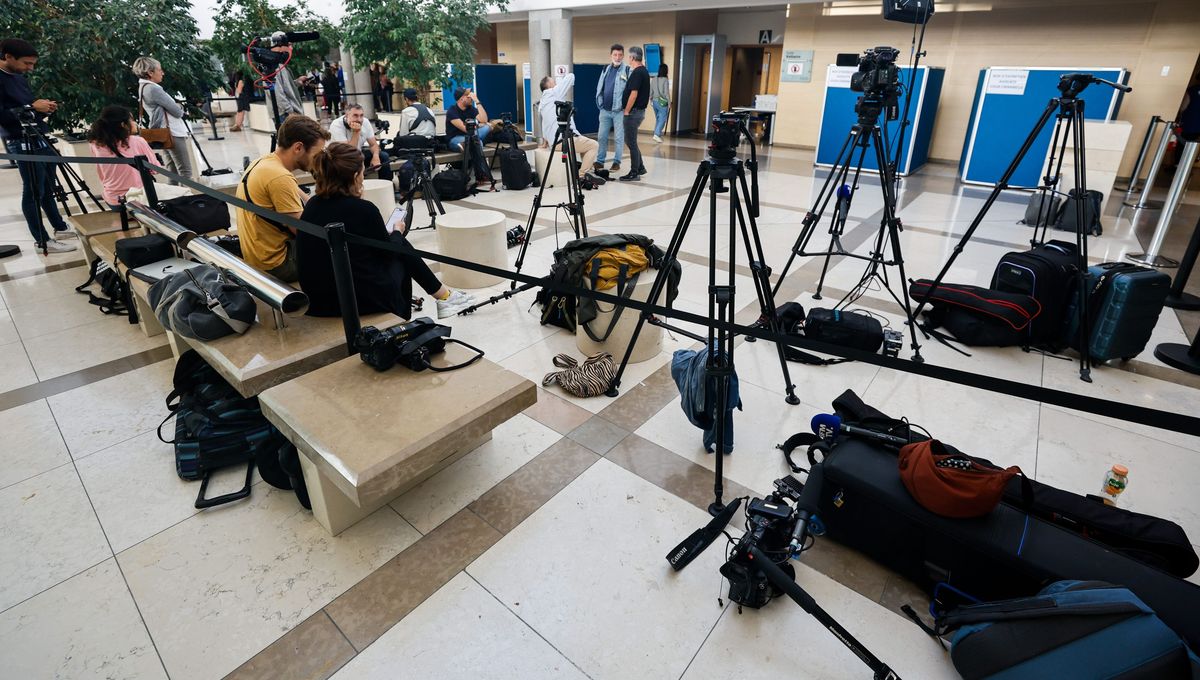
[69,211,133,263]
[259,344,537,534]
[386,140,538,173]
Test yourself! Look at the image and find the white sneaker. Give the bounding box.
[43,239,77,253]
[653,135,664,143]
[436,290,476,319]
[52,228,78,239]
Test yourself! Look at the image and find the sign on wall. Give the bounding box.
[782,49,814,83]
[554,64,569,78]
[985,68,1030,95]
[644,43,662,74]
[827,65,857,88]
[759,30,773,44]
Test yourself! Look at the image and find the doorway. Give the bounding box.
[676,34,728,135]
[723,45,782,111]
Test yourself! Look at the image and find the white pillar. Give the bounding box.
[529,9,573,143]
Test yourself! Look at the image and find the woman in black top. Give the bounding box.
[297,142,474,319]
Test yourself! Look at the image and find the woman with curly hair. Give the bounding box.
[87,105,156,209]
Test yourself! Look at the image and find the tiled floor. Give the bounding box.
[1,123,1198,679]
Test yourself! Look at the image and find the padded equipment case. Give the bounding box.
[992,239,1078,346]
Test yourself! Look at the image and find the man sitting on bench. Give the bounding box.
[445,87,495,189]
[329,103,393,182]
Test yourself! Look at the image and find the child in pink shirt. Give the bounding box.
[87,105,156,208]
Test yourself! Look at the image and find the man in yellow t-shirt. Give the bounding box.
[236,115,330,281]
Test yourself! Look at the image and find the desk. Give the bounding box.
[731,108,777,146]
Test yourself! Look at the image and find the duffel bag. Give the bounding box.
[157,194,232,234]
[148,264,256,340]
[432,167,470,200]
[804,307,883,352]
[910,279,1041,347]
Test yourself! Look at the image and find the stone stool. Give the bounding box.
[361,178,397,218]
[534,146,569,188]
[436,209,507,289]
[576,274,662,363]
[248,102,272,133]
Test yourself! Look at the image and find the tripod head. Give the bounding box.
[1057,72,1132,100]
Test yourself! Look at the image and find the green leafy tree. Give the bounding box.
[341,0,506,95]
[210,0,341,77]
[0,0,222,134]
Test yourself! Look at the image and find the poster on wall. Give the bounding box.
[644,43,662,74]
[985,68,1030,95]
[827,65,857,88]
[782,49,814,83]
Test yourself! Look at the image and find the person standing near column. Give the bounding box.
[619,46,650,182]
[593,44,629,178]
[651,63,670,143]
[133,56,194,184]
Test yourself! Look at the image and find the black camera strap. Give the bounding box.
[240,159,297,237]
[400,325,485,372]
[408,104,435,133]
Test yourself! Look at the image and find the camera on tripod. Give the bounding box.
[246,30,319,70]
[708,111,750,160]
[9,104,37,127]
[839,46,901,122]
[354,318,446,372]
[554,100,574,124]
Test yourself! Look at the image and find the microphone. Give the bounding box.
[810,413,910,448]
[788,464,823,553]
[666,497,742,572]
[835,184,852,232]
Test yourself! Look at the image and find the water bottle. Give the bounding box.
[1100,464,1129,506]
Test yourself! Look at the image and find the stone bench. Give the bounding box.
[69,211,134,263]
[259,344,537,534]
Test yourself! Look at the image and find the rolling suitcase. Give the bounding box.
[1062,262,1171,363]
[991,240,1078,346]
[815,436,1200,653]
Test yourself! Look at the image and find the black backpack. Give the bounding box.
[157,350,309,509]
[432,167,471,200]
[1056,188,1103,236]
[498,145,534,190]
[76,259,132,319]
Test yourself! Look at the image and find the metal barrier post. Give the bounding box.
[326,223,362,353]
[1154,325,1200,376]
[1128,140,1198,267]
[1165,213,1200,310]
[1126,124,1173,209]
[134,155,159,206]
[1123,115,1161,194]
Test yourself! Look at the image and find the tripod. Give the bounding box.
[608,116,800,514]
[397,149,444,231]
[458,111,590,315]
[17,122,101,252]
[911,73,1132,383]
[182,105,232,177]
[771,98,924,362]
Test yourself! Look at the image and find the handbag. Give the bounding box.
[804,307,884,352]
[148,264,257,340]
[115,233,174,269]
[542,353,615,398]
[157,194,231,234]
[898,439,1026,519]
[137,84,175,150]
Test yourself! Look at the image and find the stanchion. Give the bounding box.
[1125,123,1173,209]
[1122,115,1163,193]
[1128,140,1198,267]
[1165,214,1200,310]
[325,223,363,353]
[1155,330,1200,376]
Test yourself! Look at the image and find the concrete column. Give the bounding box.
[529,9,573,142]
[528,15,551,138]
[338,46,375,118]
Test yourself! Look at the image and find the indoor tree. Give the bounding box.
[0,0,223,135]
[210,0,341,77]
[340,0,505,100]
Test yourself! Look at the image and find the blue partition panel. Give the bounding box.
[572,64,604,136]
[524,77,534,134]
[475,64,519,126]
[815,66,944,176]
[960,66,1127,187]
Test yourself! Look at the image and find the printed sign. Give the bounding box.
[554,64,569,78]
[827,65,857,88]
[522,63,531,79]
[759,30,773,44]
[782,49,813,83]
[986,69,1029,95]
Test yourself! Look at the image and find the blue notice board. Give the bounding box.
[816,65,944,176]
[440,64,518,131]
[573,64,604,136]
[959,66,1127,187]
[644,44,662,75]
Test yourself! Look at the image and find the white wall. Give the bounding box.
[715,8,786,46]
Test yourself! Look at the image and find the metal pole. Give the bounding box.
[325,223,363,353]
[1128,140,1198,267]
[1126,124,1173,209]
[1123,115,1160,193]
[134,155,158,206]
[1165,213,1200,310]
[1154,328,1200,376]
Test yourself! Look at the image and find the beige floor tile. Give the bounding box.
[0,464,112,612]
[0,267,89,308]
[0,307,17,344]
[523,387,593,434]
[0,399,71,490]
[23,315,167,381]
[118,488,419,680]
[331,573,588,680]
[47,359,173,459]
[9,290,109,339]
[0,339,37,393]
[0,559,165,680]
[468,438,599,534]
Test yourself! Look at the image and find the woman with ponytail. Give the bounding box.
[298,142,475,319]
[87,105,156,209]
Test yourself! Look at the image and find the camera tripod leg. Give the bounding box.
[1070,102,1093,382]
[814,137,872,299]
[871,128,923,362]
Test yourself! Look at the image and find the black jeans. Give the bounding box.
[623,108,647,174]
[390,232,441,294]
[16,142,68,244]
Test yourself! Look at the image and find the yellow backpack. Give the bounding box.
[583,244,649,291]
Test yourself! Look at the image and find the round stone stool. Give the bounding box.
[534,146,569,188]
[576,274,662,363]
[361,179,397,219]
[436,209,507,289]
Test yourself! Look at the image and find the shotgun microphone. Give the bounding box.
[810,413,910,448]
[666,497,742,572]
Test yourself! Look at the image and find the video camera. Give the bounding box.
[246,30,319,72]
[554,100,573,124]
[838,46,901,123]
[707,111,751,161]
[354,318,447,372]
[7,104,37,128]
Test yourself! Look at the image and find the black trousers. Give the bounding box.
[390,232,441,294]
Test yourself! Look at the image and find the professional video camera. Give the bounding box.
[354,318,447,372]
[720,475,819,608]
[838,46,901,122]
[245,30,320,71]
[500,111,514,125]
[707,111,751,161]
[554,100,573,124]
[9,104,37,128]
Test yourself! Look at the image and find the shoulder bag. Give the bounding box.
[137,84,175,150]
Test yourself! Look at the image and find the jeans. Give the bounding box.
[16,143,68,244]
[367,148,393,182]
[447,125,491,152]
[596,109,625,166]
[623,108,647,174]
[449,127,493,180]
[652,101,669,137]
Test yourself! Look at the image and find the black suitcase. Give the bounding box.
[991,239,1078,346]
[816,436,1200,652]
[498,146,534,190]
[1056,188,1103,236]
[1019,191,1063,229]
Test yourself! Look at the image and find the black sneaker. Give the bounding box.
[580,177,598,190]
[595,168,611,180]
[618,172,640,182]
[584,172,607,185]
[637,166,647,176]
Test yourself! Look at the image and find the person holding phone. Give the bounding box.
[328,103,392,181]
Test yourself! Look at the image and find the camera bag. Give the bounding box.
[803,307,884,352]
[432,167,471,200]
[1019,191,1063,230]
[1055,188,1104,236]
[498,141,534,190]
[156,194,232,234]
[991,239,1078,346]
[934,581,1200,680]
[909,279,1042,347]
[76,258,132,319]
[115,233,174,269]
[768,302,851,366]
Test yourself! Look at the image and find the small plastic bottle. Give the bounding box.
[1100,464,1129,506]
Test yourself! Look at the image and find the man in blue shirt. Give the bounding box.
[593,44,629,177]
[0,38,75,253]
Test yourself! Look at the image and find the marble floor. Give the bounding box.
[0,122,1198,680]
